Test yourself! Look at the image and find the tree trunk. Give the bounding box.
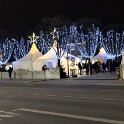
[58,59,60,67]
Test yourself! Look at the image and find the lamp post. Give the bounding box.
[88,34,91,75]
[67,51,69,77]
[51,28,60,65]
[0,54,2,78]
[31,52,34,79]
[50,28,62,78]
[28,33,39,79]
[50,27,70,78]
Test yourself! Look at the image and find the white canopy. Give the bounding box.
[91,47,115,63]
[33,47,58,70]
[33,45,81,75]
[12,43,43,70]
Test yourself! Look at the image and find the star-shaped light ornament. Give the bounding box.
[28,33,39,44]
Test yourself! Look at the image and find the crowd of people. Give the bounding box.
[3,59,122,79]
[77,59,121,75]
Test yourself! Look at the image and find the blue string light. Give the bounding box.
[0,25,124,64]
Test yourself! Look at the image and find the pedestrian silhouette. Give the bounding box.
[102,62,106,73]
[78,62,82,75]
[8,67,13,80]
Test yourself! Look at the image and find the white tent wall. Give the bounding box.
[11,43,60,79]
[62,52,82,76]
[121,51,124,64]
[121,51,124,80]
[60,57,81,76]
[13,69,60,79]
[33,46,59,70]
[33,58,58,71]
[13,61,33,70]
[12,42,82,79]
[12,43,43,71]
[34,47,82,76]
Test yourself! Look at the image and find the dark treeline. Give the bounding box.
[0,16,124,41]
[35,16,124,34]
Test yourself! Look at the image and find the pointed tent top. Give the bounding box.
[99,47,106,54]
[28,43,41,55]
[12,43,43,62]
[91,47,115,63]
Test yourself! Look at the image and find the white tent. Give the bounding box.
[12,43,43,70]
[33,47,58,70]
[61,52,81,76]
[121,50,124,64]
[91,47,115,63]
[33,45,81,76]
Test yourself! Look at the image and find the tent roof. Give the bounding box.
[35,42,68,61]
[13,43,43,63]
[35,46,81,61]
[35,47,58,60]
[63,52,81,61]
[91,47,115,60]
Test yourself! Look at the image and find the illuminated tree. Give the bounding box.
[13,38,32,60]
[102,30,124,59]
[37,30,52,54]
[0,38,15,64]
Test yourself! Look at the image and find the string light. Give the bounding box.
[0,25,124,64]
[13,38,32,60]
[0,38,15,64]
[102,30,124,57]
[77,25,99,58]
[37,30,53,54]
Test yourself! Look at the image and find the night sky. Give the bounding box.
[0,0,123,37]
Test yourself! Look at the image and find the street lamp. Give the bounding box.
[0,54,2,78]
[88,36,91,75]
[67,51,69,77]
[28,33,39,79]
[65,45,70,77]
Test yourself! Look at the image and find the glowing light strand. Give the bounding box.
[66,25,81,56]
[102,30,124,57]
[0,38,15,64]
[78,25,99,58]
[37,30,52,54]
[13,38,32,60]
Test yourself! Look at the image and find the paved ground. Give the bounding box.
[0,71,123,86]
[76,71,117,80]
[0,77,124,124]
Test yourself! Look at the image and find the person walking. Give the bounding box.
[8,67,13,80]
[106,60,110,72]
[102,62,106,73]
[78,62,82,75]
[42,64,47,80]
[110,60,113,73]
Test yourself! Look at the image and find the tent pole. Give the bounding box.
[67,52,69,77]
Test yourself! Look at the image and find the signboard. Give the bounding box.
[71,57,75,62]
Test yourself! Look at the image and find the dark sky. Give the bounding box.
[0,0,123,36]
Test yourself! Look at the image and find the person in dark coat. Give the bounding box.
[102,62,106,73]
[110,60,113,73]
[106,60,110,72]
[78,62,82,75]
[8,67,13,80]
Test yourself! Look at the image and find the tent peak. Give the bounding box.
[28,43,41,55]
